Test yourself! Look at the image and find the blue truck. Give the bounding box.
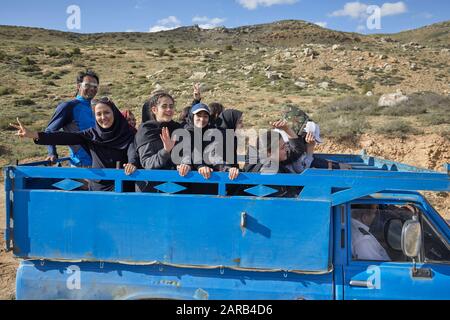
[3,152,450,300]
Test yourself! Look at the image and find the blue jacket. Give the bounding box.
[45,95,95,166]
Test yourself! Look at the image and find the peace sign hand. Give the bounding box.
[193,83,201,101]
[9,118,38,139]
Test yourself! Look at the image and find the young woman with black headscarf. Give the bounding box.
[11,98,137,192]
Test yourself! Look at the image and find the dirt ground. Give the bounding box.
[0,134,449,300]
[0,187,17,300]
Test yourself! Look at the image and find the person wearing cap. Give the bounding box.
[282,104,310,136]
[178,103,240,181]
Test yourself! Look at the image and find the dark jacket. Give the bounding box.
[35,102,134,192]
[134,120,182,192]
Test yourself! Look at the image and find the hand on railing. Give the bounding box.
[123,163,137,176]
[228,167,240,180]
[177,164,191,177]
[45,155,58,164]
[198,166,213,180]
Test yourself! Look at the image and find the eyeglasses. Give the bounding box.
[98,96,112,103]
[81,82,99,89]
[159,103,175,110]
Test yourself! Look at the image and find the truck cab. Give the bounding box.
[3,152,450,300]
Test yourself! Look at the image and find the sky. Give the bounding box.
[0,0,449,35]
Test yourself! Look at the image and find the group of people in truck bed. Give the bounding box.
[11,69,335,193]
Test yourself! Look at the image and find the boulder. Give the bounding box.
[318,82,329,90]
[378,91,409,107]
[266,71,283,80]
[294,81,307,89]
[332,44,341,51]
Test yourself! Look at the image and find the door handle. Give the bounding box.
[241,212,247,229]
[349,280,370,288]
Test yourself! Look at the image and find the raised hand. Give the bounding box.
[9,118,38,139]
[123,163,137,176]
[193,83,201,101]
[305,132,316,145]
[160,127,176,152]
[270,119,289,131]
[270,119,298,139]
[198,166,213,180]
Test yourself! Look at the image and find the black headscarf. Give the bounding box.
[135,120,182,149]
[88,100,134,150]
[218,109,243,130]
[142,101,151,123]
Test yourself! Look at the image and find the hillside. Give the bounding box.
[0,19,449,300]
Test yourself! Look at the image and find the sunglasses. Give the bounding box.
[92,96,116,108]
[81,82,99,89]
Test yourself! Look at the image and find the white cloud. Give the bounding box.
[149,16,181,33]
[330,1,407,19]
[330,2,368,19]
[380,2,407,16]
[237,0,298,10]
[192,16,226,29]
[314,21,328,28]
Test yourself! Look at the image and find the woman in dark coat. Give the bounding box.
[11,98,136,192]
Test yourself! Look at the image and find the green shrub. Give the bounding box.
[43,80,58,87]
[20,65,41,73]
[46,48,60,57]
[168,45,178,54]
[157,49,165,57]
[0,117,17,131]
[225,45,233,51]
[0,50,8,61]
[0,87,16,96]
[360,81,375,94]
[71,47,82,55]
[318,115,369,140]
[15,99,36,107]
[319,65,333,71]
[420,113,450,126]
[51,58,72,67]
[375,120,419,135]
[20,57,36,65]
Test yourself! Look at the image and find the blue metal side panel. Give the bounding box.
[3,167,12,251]
[239,200,331,270]
[16,261,334,300]
[13,190,331,272]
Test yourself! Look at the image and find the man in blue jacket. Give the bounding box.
[44,70,99,167]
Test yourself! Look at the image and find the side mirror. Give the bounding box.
[385,219,403,251]
[401,217,422,258]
